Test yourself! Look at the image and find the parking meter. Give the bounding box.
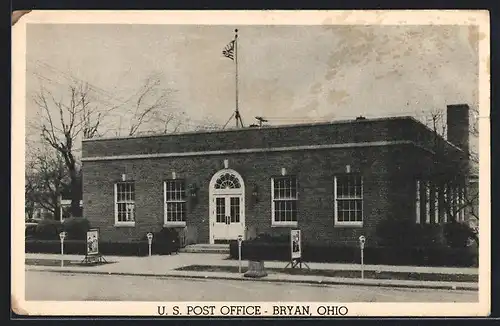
[59,232,66,266]
[358,235,366,279]
[237,235,243,273]
[359,235,366,249]
[147,232,153,256]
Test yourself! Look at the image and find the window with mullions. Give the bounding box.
[115,182,135,225]
[164,180,187,225]
[271,176,298,225]
[334,174,363,226]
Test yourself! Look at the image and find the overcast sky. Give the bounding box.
[25,24,479,146]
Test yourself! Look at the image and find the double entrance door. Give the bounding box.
[211,194,245,243]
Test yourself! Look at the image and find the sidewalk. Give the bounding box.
[24,253,479,291]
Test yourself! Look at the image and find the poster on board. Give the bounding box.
[86,229,99,256]
[291,229,301,260]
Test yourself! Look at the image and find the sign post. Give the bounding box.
[81,228,107,265]
[359,235,366,279]
[59,231,66,267]
[147,232,154,257]
[285,229,309,270]
[237,235,243,273]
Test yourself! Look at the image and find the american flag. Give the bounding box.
[222,40,235,60]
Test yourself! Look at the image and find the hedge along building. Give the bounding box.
[81,104,470,246]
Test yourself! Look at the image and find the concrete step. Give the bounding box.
[180,244,230,254]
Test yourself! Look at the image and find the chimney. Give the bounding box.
[446,104,470,154]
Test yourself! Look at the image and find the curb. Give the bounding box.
[26,267,479,291]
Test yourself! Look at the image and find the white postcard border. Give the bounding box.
[12,9,491,317]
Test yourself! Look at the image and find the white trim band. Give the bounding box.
[82,140,430,162]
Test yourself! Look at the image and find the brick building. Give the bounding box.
[81,104,470,246]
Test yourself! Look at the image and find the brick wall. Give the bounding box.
[82,117,466,245]
[82,143,430,245]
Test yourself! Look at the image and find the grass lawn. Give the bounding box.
[175,264,478,283]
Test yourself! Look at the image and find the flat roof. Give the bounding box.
[82,115,463,153]
[82,115,417,142]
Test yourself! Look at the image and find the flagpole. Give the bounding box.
[234,29,239,128]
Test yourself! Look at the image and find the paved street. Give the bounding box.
[26,270,478,302]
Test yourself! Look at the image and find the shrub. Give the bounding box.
[443,221,476,248]
[253,232,290,243]
[62,217,91,240]
[25,239,179,256]
[25,224,38,239]
[100,241,149,256]
[229,241,477,267]
[416,223,446,247]
[26,239,87,255]
[376,218,417,247]
[376,218,444,248]
[34,219,63,240]
[140,228,180,254]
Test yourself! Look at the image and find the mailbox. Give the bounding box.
[147,232,154,244]
[359,235,366,249]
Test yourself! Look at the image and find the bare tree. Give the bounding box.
[425,107,479,243]
[31,73,183,216]
[32,82,101,216]
[126,75,177,136]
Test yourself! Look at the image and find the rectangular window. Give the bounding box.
[334,174,363,227]
[425,181,431,224]
[115,181,135,226]
[438,184,445,223]
[164,180,187,226]
[415,180,421,224]
[451,186,458,222]
[443,185,449,223]
[433,185,439,224]
[271,176,298,226]
[460,187,466,222]
[454,185,465,222]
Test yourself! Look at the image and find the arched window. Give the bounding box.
[214,172,241,189]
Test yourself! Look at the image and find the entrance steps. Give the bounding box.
[179,243,230,254]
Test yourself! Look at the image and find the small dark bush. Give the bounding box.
[443,221,476,248]
[417,223,446,248]
[62,217,91,240]
[140,228,180,254]
[25,224,38,239]
[376,218,444,248]
[376,218,415,247]
[34,219,63,240]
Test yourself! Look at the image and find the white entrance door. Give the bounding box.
[209,169,245,244]
[213,195,244,241]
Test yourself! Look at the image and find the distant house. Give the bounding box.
[81,104,471,246]
[27,188,83,223]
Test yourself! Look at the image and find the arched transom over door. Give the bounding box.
[209,169,245,244]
